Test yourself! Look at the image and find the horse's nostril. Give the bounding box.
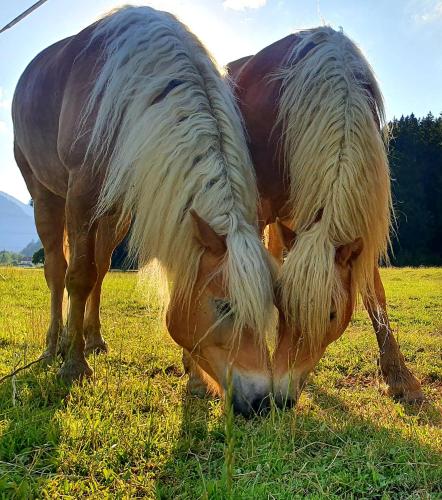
[229,373,272,418]
[274,393,296,410]
[251,394,271,415]
[232,392,271,418]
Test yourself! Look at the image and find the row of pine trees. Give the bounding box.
[389,113,441,266]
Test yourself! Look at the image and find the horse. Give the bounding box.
[12,6,276,416]
[223,28,424,407]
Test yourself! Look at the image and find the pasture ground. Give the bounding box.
[0,266,441,498]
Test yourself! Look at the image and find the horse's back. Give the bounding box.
[226,55,253,80]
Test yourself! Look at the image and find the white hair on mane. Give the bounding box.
[275,27,392,351]
[80,6,274,337]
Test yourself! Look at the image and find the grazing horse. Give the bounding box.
[12,6,275,416]
[225,28,424,406]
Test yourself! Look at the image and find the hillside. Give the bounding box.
[0,191,39,253]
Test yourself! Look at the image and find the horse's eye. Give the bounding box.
[214,299,232,318]
[330,311,337,321]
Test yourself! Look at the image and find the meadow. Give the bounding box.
[0,266,440,498]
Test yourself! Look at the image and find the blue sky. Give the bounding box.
[1,0,441,203]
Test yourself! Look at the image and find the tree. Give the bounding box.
[388,112,442,265]
[0,251,21,266]
[32,247,45,265]
[111,233,137,270]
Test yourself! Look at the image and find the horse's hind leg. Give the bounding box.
[59,180,98,381]
[364,267,424,402]
[84,215,129,356]
[35,194,67,360]
[14,146,67,360]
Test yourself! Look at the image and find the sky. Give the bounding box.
[0,0,441,203]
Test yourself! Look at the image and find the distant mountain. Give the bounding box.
[0,191,40,253]
[21,239,42,257]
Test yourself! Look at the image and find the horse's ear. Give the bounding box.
[335,238,363,266]
[275,218,297,251]
[190,209,226,257]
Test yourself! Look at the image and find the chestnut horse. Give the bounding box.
[12,6,275,416]
[224,28,423,406]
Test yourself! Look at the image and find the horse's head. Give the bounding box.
[166,210,272,417]
[272,220,363,408]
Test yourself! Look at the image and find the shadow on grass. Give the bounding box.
[0,363,440,498]
[154,390,221,499]
[0,362,71,497]
[154,379,442,499]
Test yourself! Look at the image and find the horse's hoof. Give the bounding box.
[389,386,425,403]
[85,340,108,356]
[187,377,211,398]
[58,329,70,360]
[41,349,58,366]
[398,389,425,403]
[384,369,424,403]
[58,358,93,383]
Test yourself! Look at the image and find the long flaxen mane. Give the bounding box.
[275,27,392,351]
[81,6,274,336]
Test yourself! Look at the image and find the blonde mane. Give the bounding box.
[81,6,274,337]
[275,27,392,351]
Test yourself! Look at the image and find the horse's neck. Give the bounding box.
[230,36,297,225]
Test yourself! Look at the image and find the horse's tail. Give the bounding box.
[275,27,392,350]
[78,6,274,339]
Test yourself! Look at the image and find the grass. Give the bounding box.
[0,266,440,498]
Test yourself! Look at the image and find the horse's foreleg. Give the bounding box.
[59,186,97,381]
[364,267,423,402]
[84,215,129,356]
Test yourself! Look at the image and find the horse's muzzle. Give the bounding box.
[273,371,307,410]
[228,372,272,417]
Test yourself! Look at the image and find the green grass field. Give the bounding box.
[0,267,440,498]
